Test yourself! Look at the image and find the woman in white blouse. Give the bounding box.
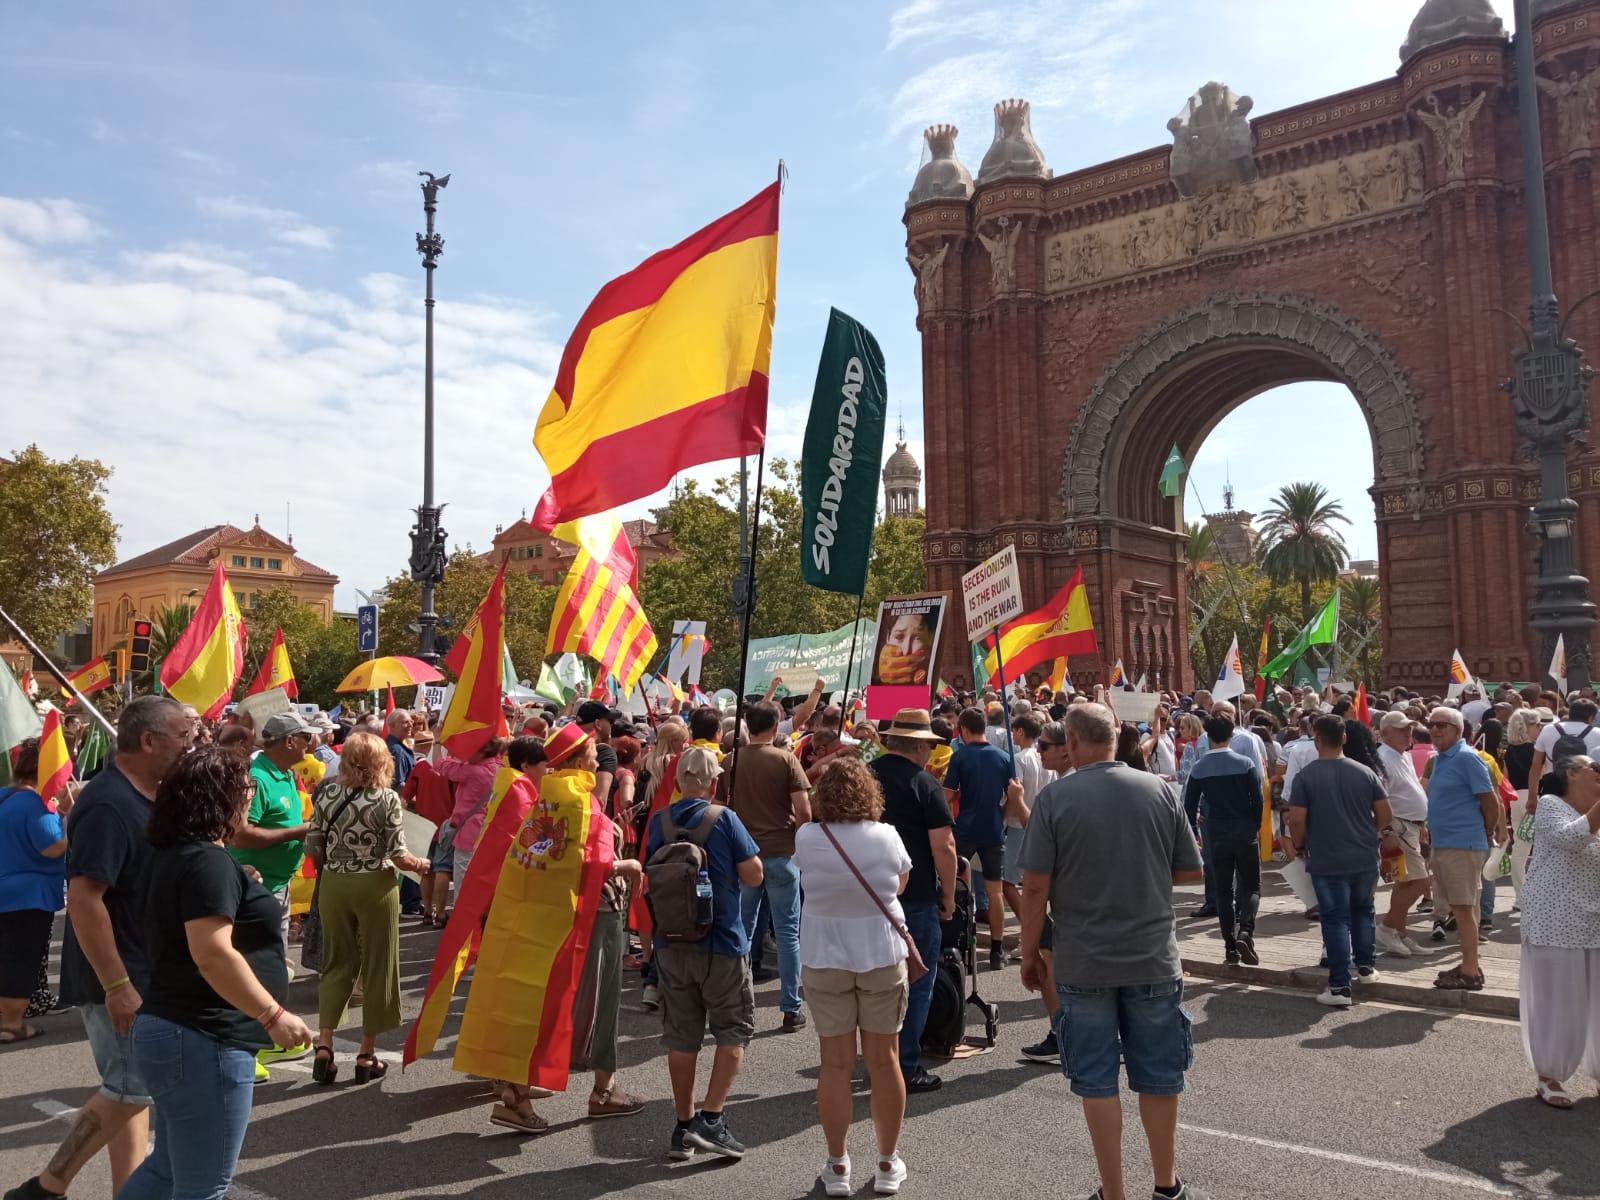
[794,758,913,1197]
[1519,754,1600,1108]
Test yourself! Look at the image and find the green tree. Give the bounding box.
[1338,574,1383,688]
[1257,482,1350,624]
[377,549,559,690]
[0,446,118,645]
[234,586,365,709]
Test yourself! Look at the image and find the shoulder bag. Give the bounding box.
[818,823,928,984]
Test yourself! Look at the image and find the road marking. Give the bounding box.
[32,1100,75,1119]
[1180,1124,1523,1196]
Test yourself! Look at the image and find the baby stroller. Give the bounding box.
[921,855,999,1057]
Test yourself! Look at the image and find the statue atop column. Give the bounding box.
[977,99,1049,184]
[907,124,974,207]
[1167,82,1256,198]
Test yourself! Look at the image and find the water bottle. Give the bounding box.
[694,870,714,926]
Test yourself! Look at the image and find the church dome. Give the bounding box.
[1400,0,1505,63]
[882,440,921,518]
[883,442,921,482]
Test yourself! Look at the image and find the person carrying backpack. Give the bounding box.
[1528,697,1600,800]
[644,746,763,1163]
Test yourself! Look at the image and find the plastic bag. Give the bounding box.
[1482,846,1513,881]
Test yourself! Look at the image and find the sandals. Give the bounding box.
[1536,1078,1574,1109]
[1433,967,1485,991]
[312,1045,338,1085]
[490,1083,548,1134]
[353,1054,388,1084]
[0,1025,44,1044]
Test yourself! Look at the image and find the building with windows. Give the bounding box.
[91,518,337,657]
[484,514,675,585]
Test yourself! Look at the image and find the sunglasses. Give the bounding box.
[1425,721,1456,729]
[1040,739,1067,748]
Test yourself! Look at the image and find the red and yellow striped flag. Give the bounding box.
[37,710,73,812]
[1253,617,1272,702]
[159,563,246,720]
[546,514,656,693]
[531,183,780,527]
[65,657,112,698]
[245,628,298,700]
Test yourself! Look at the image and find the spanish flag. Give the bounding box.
[159,563,246,720]
[440,560,511,760]
[64,657,112,698]
[245,628,298,700]
[547,513,657,693]
[982,567,1098,689]
[531,183,780,527]
[1253,617,1272,703]
[37,709,73,812]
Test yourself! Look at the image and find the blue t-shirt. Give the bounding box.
[0,786,67,912]
[943,740,1013,848]
[646,797,761,957]
[385,736,415,789]
[1425,740,1494,851]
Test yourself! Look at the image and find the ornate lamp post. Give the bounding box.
[409,171,451,664]
[1508,0,1596,690]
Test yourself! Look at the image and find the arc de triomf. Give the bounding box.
[905,0,1600,692]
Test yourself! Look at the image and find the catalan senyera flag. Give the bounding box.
[531,183,780,528]
[982,567,1098,689]
[1449,650,1470,686]
[159,563,246,720]
[245,628,298,700]
[547,513,657,693]
[1253,617,1272,702]
[439,560,509,761]
[37,709,73,813]
[1110,659,1128,688]
[65,657,112,699]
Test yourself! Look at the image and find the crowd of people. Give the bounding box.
[0,668,1598,1200]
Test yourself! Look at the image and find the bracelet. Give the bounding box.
[103,977,130,994]
[259,1005,285,1030]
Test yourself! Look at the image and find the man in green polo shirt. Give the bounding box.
[231,712,313,943]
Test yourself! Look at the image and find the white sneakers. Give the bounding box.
[1316,986,1353,1008]
[1356,966,1382,983]
[876,1154,908,1194]
[1374,924,1412,957]
[821,1156,851,1197]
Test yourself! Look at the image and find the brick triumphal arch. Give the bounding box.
[905,0,1600,691]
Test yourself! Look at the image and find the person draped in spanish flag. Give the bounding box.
[404,723,644,1132]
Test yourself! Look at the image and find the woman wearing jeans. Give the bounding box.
[120,747,313,1200]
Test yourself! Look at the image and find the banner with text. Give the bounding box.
[867,592,951,719]
[800,308,888,596]
[743,619,878,696]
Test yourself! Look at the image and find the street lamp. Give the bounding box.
[1507,0,1597,691]
[409,171,451,664]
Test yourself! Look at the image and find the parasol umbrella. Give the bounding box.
[336,656,444,694]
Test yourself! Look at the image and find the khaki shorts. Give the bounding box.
[801,961,909,1038]
[1392,818,1428,881]
[655,944,755,1053]
[1430,847,1488,908]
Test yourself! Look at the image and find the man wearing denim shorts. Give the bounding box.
[646,746,763,1162]
[1020,703,1208,1200]
[6,697,189,1200]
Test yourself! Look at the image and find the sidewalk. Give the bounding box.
[1173,872,1521,1018]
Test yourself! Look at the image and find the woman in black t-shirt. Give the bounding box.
[118,748,312,1200]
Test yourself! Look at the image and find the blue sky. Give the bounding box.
[0,0,1517,605]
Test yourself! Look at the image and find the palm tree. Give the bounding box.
[1339,574,1383,687]
[1257,483,1351,623]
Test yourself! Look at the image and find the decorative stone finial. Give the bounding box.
[1167,82,1256,198]
[977,99,1048,184]
[907,124,974,207]
[1400,0,1504,64]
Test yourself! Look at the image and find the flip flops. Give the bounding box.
[0,1025,44,1044]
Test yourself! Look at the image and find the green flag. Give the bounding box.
[1158,444,1186,498]
[150,658,164,697]
[800,308,888,596]
[0,666,42,787]
[533,661,567,706]
[76,721,109,779]
[1261,593,1340,680]
[970,639,990,690]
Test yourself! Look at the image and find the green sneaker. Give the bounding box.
[258,1043,313,1065]
[254,1059,270,1084]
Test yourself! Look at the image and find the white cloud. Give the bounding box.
[196,194,335,251]
[173,147,223,170]
[0,197,569,606]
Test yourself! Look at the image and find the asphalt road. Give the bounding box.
[2,922,1596,1200]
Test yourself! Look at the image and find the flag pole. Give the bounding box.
[841,592,867,700]
[729,449,767,798]
[0,604,117,741]
[992,629,1017,771]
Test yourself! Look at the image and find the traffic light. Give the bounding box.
[109,648,128,684]
[128,619,153,675]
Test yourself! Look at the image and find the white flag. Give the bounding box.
[1134,673,1150,693]
[1549,634,1568,696]
[1213,635,1246,701]
[1446,649,1473,700]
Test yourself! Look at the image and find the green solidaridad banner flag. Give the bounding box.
[744,620,878,694]
[1261,592,1340,680]
[801,308,888,596]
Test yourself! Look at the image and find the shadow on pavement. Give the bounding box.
[1297,1006,1450,1051]
[1425,1097,1600,1196]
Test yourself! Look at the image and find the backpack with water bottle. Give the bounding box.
[644,802,726,942]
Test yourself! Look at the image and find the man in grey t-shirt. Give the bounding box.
[1019,703,1206,1200]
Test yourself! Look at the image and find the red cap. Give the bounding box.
[544,722,592,769]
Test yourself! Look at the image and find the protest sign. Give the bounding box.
[867,593,950,719]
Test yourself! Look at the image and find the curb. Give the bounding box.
[1180,956,1519,1019]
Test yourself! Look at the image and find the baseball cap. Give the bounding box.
[261,712,317,741]
[575,700,611,725]
[677,745,723,793]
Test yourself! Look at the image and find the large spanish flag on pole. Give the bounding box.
[37,710,74,812]
[245,628,298,700]
[982,567,1098,689]
[159,563,246,720]
[547,513,657,694]
[531,183,780,528]
[439,560,510,760]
